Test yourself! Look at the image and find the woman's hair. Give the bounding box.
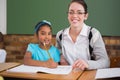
[68,0,88,14]
[35,20,52,35]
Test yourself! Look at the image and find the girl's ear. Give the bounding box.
[34,33,39,43]
[84,13,88,20]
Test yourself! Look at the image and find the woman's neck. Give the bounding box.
[69,25,83,36]
[69,25,83,43]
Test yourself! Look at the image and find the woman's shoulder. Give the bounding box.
[86,24,101,35]
[87,25,103,44]
[56,27,69,41]
[91,28,102,39]
[92,27,100,33]
[57,27,69,35]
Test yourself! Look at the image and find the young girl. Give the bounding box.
[24,20,60,68]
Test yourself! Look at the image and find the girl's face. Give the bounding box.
[37,25,52,45]
[68,2,88,28]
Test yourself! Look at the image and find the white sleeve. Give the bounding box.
[0,49,7,63]
[87,28,110,69]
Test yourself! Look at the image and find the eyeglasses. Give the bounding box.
[67,11,85,15]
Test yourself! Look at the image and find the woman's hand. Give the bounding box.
[72,59,88,70]
[45,59,58,68]
[60,54,69,65]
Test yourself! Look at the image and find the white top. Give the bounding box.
[0,49,7,63]
[56,23,110,69]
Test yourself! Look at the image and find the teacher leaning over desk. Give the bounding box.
[56,0,110,70]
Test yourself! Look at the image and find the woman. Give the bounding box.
[56,0,110,70]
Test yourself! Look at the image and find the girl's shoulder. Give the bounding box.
[50,45,59,51]
[28,43,39,48]
[50,45,57,49]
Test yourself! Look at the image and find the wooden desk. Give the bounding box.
[78,70,120,80]
[78,70,96,80]
[0,63,83,80]
[0,62,20,72]
[2,63,119,80]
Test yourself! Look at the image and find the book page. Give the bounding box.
[95,68,120,79]
[7,65,72,74]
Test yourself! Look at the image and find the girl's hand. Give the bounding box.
[46,59,58,68]
[60,54,69,65]
[72,59,88,70]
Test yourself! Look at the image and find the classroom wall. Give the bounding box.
[1,34,120,67]
[7,0,120,36]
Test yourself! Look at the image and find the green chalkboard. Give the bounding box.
[7,0,120,36]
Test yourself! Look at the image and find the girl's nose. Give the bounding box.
[45,34,49,39]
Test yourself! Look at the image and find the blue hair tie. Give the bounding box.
[35,20,51,33]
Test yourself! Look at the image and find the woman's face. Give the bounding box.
[68,2,88,27]
[37,25,52,45]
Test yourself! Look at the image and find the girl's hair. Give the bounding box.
[68,0,88,14]
[35,20,52,35]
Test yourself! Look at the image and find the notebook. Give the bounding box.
[7,65,72,75]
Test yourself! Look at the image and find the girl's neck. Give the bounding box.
[39,43,51,50]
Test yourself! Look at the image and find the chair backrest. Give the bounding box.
[0,49,7,63]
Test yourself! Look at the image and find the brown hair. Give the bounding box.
[68,0,88,14]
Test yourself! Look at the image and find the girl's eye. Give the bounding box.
[48,32,52,35]
[41,32,46,35]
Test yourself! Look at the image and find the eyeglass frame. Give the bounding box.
[67,11,86,15]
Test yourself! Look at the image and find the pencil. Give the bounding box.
[43,43,52,59]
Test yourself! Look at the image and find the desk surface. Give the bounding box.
[0,63,83,80]
[79,70,120,80]
[1,63,119,80]
[0,62,20,72]
[78,70,96,80]
[1,71,83,80]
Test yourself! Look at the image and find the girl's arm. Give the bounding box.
[24,51,58,68]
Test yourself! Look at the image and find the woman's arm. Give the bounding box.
[72,29,110,70]
[87,29,110,69]
[60,54,69,65]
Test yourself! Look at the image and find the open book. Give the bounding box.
[7,65,72,75]
[95,68,120,79]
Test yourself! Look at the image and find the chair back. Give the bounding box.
[0,49,7,63]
